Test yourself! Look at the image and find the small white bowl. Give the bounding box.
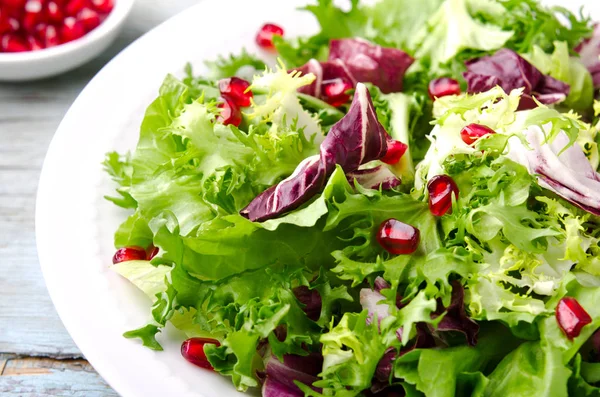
[0,0,135,82]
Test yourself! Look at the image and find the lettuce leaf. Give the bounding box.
[524,41,594,112]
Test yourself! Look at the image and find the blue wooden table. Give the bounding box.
[0,1,198,395]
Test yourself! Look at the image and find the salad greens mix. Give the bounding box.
[104,0,600,396]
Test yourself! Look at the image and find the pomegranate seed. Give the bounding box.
[90,0,113,14]
[218,77,253,107]
[60,16,85,42]
[77,7,99,31]
[0,16,17,35]
[322,77,353,107]
[46,1,63,23]
[255,23,283,50]
[556,297,592,340]
[38,23,59,47]
[1,33,28,52]
[428,77,461,100]
[147,245,159,260]
[377,219,420,255]
[2,0,27,8]
[381,140,408,165]
[460,123,496,145]
[23,1,44,32]
[65,0,86,16]
[26,34,43,50]
[181,338,220,370]
[217,96,242,127]
[112,247,147,264]
[4,17,21,33]
[427,175,459,217]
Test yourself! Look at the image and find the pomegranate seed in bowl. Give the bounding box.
[60,16,85,43]
[77,8,100,32]
[181,338,220,370]
[65,0,87,16]
[22,0,44,32]
[2,0,27,9]
[218,77,253,107]
[26,34,43,50]
[427,175,459,216]
[46,1,64,24]
[91,0,114,14]
[377,219,420,255]
[38,23,60,47]
[256,23,283,50]
[1,33,28,52]
[428,77,461,100]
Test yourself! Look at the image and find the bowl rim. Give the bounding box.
[0,0,135,63]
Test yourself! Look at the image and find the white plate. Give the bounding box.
[36,1,598,396]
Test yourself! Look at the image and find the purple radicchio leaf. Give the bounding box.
[292,39,414,101]
[507,127,600,216]
[347,165,401,190]
[374,276,391,292]
[262,353,323,397]
[371,325,436,393]
[576,24,600,89]
[240,83,389,222]
[431,281,479,346]
[589,329,600,362]
[329,38,414,94]
[464,49,570,110]
[292,285,322,321]
[294,58,356,98]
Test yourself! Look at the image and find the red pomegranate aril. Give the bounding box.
[4,17,21,33]
[381,140,408,165]
[427,175,459,217]
[65,0,86,16]
[0,15,17,35]
[112,247,147,264]
[181,338,220,370]
[218,77,253,107]
[61,16,85,42]
[78,7,100,31]
[91,0,113,14]
[1,33,28,52]
[147,245,159,260]
[46,1,64,23]
[377,219,420,255]
[23,1,44,32]
[322,77,352,107]
[2,0,27,8]
[256,23,284,50]
[428,77,461,100]
[26,34,43,50]
[556,297,592,340]
[39,24,59,47]
[217,96,242,127]
[460,123,496,145]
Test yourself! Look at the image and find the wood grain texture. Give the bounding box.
[0,0,200,394]
[0,354,118,396]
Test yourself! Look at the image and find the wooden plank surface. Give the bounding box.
[0,1,199,394]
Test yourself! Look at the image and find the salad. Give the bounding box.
[104,0,600,396]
